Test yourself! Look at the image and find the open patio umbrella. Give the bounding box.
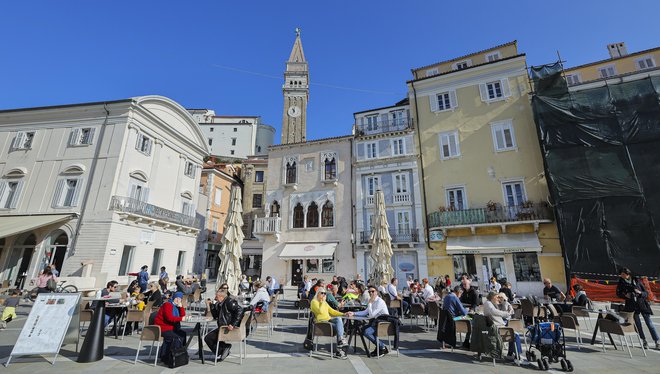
[369,190,394,287]
[217,185,244,294]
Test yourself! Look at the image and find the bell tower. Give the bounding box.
[281,28,308,144]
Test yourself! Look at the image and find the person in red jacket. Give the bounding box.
[154,291,187,344]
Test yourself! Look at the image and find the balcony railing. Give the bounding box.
[110,196,199,228]
[253,216,282,235]
[393,192,411,203]
[428,203,553,229]
[365,192,412,206]
[356,117,414,136]
[359,229,419,244]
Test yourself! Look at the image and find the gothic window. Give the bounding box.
[293,203,304,228]
[321,201,334,227]
[324,157,336,180]
[286,161,297,184]
[306,202,319,227]
[270,201,280,217]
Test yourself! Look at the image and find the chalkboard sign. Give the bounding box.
[6,293,80,366]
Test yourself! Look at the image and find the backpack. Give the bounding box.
[161,335,188,368]
[47,278,57,291]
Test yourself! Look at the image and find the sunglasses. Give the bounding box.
[221,287,229,289]
[318,292,327,295]
[368,290,376,293]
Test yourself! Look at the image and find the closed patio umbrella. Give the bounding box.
[369,190,394,287]
[217,185,244,294]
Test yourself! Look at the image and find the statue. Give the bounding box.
[295,27,301,37]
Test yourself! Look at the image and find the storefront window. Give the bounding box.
[306,259,319,273]
[453,254,477,281]
[322,258,335,273]
[513,253,541,282]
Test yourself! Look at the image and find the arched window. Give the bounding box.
[324,157,336,180]
[286,161,297,184]
[293,203,304,228]
[321,201,334,227]
[306,202,319,227]
[270,201,280,217]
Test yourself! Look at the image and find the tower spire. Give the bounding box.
[281,29,309,144]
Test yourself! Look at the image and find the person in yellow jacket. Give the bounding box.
[310,288,352,352]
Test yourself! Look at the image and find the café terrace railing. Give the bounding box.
[428,203,553,229]
[110,196,199,228]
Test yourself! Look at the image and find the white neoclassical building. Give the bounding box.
[0,96,208,290]
[254,136,354,288]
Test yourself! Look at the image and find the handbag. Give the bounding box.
[47,278,57,291]
[303,337,314,351]
[168,346,189,368]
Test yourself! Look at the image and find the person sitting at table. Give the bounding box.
[239,274,250,293]
[571,284,591,307]
[91,280,120,327]
[500,282,515,302]
[310,288,349,359]
[250,281,270,312]
[421,278,435,301]
[153,291,187,363]
[354,285,389,357]
[327,283,345,310]
[542,278,566,301]
[343,281,359,300]
[443,286,468,318]
[357,283,369,304]
[387,277,409,316]
[497,292,514,315]
[489,276,501,293]
[459,276,480,310]
[204,289,244,362]
[484,292,521,360]
[144,281,163,307]
[308,279,325,300]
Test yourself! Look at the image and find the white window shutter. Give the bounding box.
[52,179,65,207]
[429,95,439,112]
[8,180,24,208]
[449,90,458,109]
[12,132,24,150]
[135,134,142,150]
[69,129,80,146]
[479,84,488,102]
[146,139,153,155]
[380,113,387,127]
[0,182,6,203]
[142,187,150,203]
[70,179,82,207]
[406,109,410,121]
[87,128,96,144]
[501,78,511,97]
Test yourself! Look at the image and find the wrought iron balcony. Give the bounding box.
[356,117,414,136]
[359,228,420,244]
[428,203,553,230]
[253,216,282,235]
[110,196,199,228]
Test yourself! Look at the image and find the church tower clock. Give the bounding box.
[281,28,308,144]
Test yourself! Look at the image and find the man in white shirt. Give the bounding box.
[387,277,409,316]
[354,285,390,357]
[421,278,435,301]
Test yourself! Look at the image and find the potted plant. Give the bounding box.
[486,200,498,211]
[521,200,534,208]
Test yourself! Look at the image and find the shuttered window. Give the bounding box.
[0,180,24,209]
[68,128,95,146]
[135,133,153,155]
[52,178,83,208]
[11,131,35,151]
[479,79,511,102]
[439,131,460,159]
[491,120,517,151]
[430,90,457,112]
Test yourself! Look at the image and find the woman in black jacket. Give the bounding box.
[616,268,658,350]
[143,282,163,307]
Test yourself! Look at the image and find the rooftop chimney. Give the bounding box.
[607,42,628,58]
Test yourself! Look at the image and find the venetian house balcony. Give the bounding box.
[355,117,414,137]
[365,192,411,206]
[427,202,554,234]
[110,196,200,232]
[359,228,420,246]
[253,216,282,241]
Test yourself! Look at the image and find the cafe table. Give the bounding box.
[344,315,372,357]
[589,310,618,349]
[105,303,129,339]
[181,315,214,364]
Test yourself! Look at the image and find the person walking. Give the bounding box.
[616,267,659,350]
[138,265,149,293]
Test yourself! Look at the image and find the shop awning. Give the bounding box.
[278,242,338,260]
[446,233,542,255]
[0,214,76,239]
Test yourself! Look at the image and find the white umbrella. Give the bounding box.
[369,190,394,287]
[217,185,244,295]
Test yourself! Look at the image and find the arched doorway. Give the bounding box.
[6,233,36,288]
[44,230,68,275]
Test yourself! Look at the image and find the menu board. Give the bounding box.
[10,293,80,358]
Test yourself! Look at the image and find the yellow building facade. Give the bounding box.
[408,41,565,296]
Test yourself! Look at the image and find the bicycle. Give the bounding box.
[26,280,79,301]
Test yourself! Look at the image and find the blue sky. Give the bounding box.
[1,1,658,143]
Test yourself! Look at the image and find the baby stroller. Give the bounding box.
[526,322,573,371]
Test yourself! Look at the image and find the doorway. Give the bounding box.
[482,255,508,288]
[45,230,68,275]
[291,259,303,286]
[6,234,36,288]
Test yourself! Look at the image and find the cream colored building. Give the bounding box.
[563,42,659,86]
[239,155,269,278]
[408,41,565,296]
[0,96,208,290]
[254,136,353,287]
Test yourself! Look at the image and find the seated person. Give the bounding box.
[343,281,360,300]
[442,286,470,347]
[496,292,514,314]
[500,282,515,302]
[571,284,590,307]
[326,283,344,310]
[421,278,435,301]
[358,283,370,305]
[250,281,270,312]
[353,285,390,357]
[144,282,163,307]
[154,292,187,362]
[92,281,120,327]
[459,276,480,310]
[387,277,409,315]
[310,288,348,359]
[484,292,520,360]
[489,276,501,293]
[1,290,20,329]
[543,278,566,301]
[204,289,243,362]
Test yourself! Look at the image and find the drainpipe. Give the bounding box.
[411,81,433,251]
[68,103,111,264]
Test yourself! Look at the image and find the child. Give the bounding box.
[1,290,20,329]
